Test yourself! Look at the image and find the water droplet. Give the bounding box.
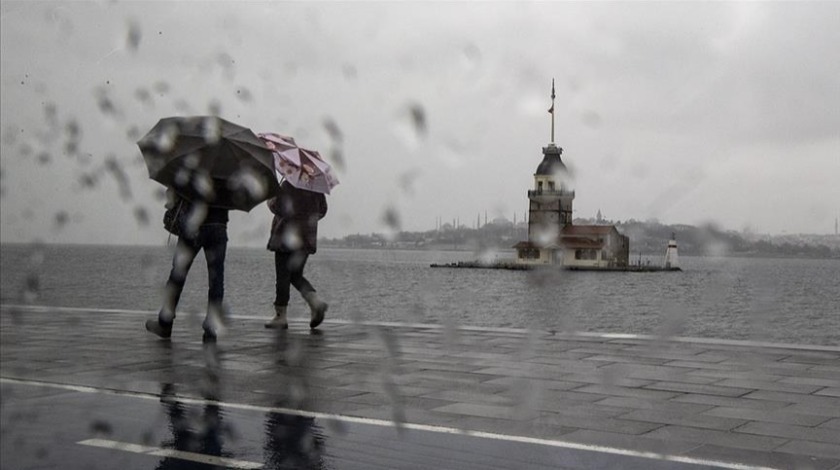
[380,206,401,240]
[126,19,142,52]
[391,102,427,149]
[134,206,149,226]
[54,211,69,229]
[105,156,132,200]
[207,100,222,115]
[90,420,113,436]
[202,117,221,143]
[235,87,253,102]
[322,118,343,144]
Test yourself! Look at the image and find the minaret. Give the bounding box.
[527,79,575,247]
[665,232,679,269]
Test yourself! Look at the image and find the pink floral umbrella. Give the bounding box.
[258,132,339,195]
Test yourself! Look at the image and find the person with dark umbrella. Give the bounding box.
[264,180,329,330]
[138,116,279,341]
[146,188,230,341]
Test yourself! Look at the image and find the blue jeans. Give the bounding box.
[274,250,315,307]
[162,224,228,317]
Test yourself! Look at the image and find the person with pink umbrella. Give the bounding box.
[259,133,337,330]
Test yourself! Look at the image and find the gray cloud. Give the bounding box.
[1,1,838,245]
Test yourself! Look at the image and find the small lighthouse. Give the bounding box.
[664,233,679,269]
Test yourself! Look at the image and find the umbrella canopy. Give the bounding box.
[138,116,279,211]
[258,132,339,195]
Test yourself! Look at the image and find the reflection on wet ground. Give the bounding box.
[2,305,839,469]
[4,381,732,470]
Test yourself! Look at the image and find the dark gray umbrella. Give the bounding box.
[138,116,279,211]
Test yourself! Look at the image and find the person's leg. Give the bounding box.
[146,237,198,338]
[274,251,294,307]
[162,237,199,319]
[288,251,314,295]
[266,251,293,329]
[288,250,327,329]
[203,225,227,309]
[201,225,228,339]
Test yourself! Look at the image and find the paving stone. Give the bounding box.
[776,440,840,460]
[744,390,840,408]
[780,377,840,388]
[570,384,681,401]
[580,354,671,366]
[703,406,831,427]
[594,396,714,414]
[560,373,654,388]
[594,363,706,382]
[670,393,793,411]
[684,444,840,470]
[474,362,598,378]
[642,425,788,451]
[421,389,512,406]
[776,403,840,419]
[433,402,516,420]
[820,418,840,430]
[558,429,702,456]
[479,376,585,391]
[442,415,578,440]
[736,421,840,444]
[642,381,753,397]
[715,378,824,394]
[664,360,753,372]
[619,409,748,431]
[534,411,664,435]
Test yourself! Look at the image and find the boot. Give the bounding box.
[202,303,227,342]
[145,311,173,339]
[264,305,288,330]
[302,291,328,329]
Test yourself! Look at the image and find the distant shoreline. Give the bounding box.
[2,242,837,261]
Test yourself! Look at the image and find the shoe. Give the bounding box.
[202,329,217,343]
[202,318,218,342]
[302,291,327,329]
[145,318,172,339]
[265,305,288,330]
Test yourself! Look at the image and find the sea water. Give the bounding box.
[1,244,838,346]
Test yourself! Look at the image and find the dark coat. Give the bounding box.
[267,182,327,254]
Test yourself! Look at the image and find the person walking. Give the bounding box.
[264,180,329,330]
[146,189,230,341]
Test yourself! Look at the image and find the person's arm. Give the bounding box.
[317,194,328,220]
[164,187,177,210]
[267,196,278,215]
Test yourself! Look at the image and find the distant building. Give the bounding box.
[514,81,630,268]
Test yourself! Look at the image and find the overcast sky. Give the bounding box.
[1,1,838,246]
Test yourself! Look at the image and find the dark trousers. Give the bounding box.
[274,250,315,307]
[163,224,228,315]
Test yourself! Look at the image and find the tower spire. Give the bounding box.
[548,78,556,143]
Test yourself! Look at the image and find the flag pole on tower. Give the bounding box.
[548,78,556,143]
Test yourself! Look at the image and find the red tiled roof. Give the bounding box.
[512,241,537,249]
[560,237,604,248]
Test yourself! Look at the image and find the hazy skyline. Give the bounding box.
[2,1,838,246]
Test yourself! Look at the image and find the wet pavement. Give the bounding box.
[2,304,839,469]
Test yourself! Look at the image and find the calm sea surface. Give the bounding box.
[1,244,838,346]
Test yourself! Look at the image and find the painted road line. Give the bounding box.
[2,377,780,470]
[3,303,839,352]
[77,438,262,469]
